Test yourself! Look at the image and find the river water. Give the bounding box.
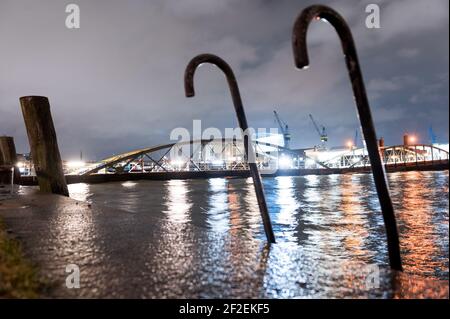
[3,170,448,298]
[61,170,449,298]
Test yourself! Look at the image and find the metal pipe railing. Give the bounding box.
[184,53,276,243]
[292,5,402,270]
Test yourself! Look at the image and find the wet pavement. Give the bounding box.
[0,173,448,298]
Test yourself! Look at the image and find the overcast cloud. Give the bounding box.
[0,0,448,160]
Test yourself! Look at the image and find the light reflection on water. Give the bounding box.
[67,171,449,297]
[207,178,230,233]
[164,180,192,224]
[389,171,449,279]
[274,177,299,242]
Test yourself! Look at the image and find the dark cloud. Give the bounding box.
[0,0,448,160]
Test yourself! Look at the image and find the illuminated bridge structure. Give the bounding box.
[73,138,294,176]
[68,140,449,176]
[304,144,450,170]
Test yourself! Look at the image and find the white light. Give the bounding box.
[211,159,224,166]
[278,155,293,169]
[66,161,85,168]
[16,161,24,168]
[305,158,315,167]
[171,160,184,167]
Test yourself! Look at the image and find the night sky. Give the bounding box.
[0,0,448,160]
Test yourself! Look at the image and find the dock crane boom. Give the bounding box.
[309,114,328,143]
[273,110,291,149]
[429,125,437,144]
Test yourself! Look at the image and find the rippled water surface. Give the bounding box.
[62,170,449,298]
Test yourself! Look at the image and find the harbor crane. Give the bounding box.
[309,114,328,144]
[429,125,437,144]
[273,110,291,149]
[353,129,359,148]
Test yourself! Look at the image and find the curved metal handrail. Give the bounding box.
[184,53,276,243]
[292,5,402,270]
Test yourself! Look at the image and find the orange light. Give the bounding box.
[346,140,354,149]
[408,135,417,144]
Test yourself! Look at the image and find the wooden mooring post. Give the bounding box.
[19,96,69,196]
[0,136,20,184]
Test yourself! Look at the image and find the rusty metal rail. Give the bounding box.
[184,53,276,244]
[292,5,402,270]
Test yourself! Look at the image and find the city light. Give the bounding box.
[15,161,27,174]
[211,159,225,166]
[346,140,354,149]
[66,161,86,169]
[170,159,185,167]
[304,158,316,168]
[409,135,417,144]
[278,155,293,169]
